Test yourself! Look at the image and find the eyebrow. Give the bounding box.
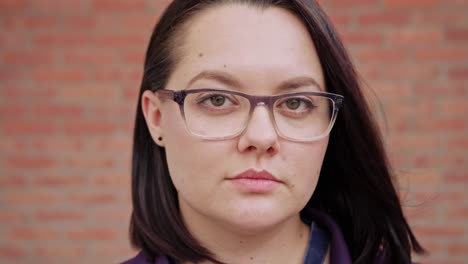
[187,70,324,92]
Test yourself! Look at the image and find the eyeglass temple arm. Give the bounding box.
[155,89,173,99]
[154,89,186,106]
[333,96,344,111]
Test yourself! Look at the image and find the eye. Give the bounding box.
[279,97,315,111]
[196,92,239,109]
[207,95,226,107]
[284,98,301,110]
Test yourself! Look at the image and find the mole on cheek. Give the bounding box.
[198,52,204,57]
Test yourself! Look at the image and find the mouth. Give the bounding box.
[228,169,282,193]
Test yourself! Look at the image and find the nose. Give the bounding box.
[237,105,279,155]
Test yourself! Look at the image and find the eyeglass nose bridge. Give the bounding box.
[244,97,278,134]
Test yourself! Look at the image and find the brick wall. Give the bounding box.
[0,0,466,263]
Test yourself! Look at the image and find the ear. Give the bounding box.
[141,90,165,147]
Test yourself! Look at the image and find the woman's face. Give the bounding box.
[143,4,328,232]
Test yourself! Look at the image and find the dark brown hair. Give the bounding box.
[130,1,425,263]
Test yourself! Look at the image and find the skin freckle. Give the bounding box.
[198,52,204,57]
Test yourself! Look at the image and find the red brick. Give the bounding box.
[93,34,148,49]
[0,175,27,187]
[340,32,384,45]
[448,138,468,149]
[0,70,22,82]
[2,16,58,31]
[33,69,86,82]
[34,175,87,187]
[416,10,466,25]
[0,120,57,135]
[0,104,27,118]
[379,64,439,80]
[63,156,115,169]
[439,99,467,117]
[0,246,24,258]
[384,0,441,8]
[88,105,134,121]
[8,228,59,240]
[446,28,468,42]
[448,243,468,255]
[64,51,119,64]
[0,0,27,13]
[388,134,439,150]
[67,229,117,240]
[5,156,55,169]
[3,51,55,66]
[357,13,410,26]
[63,121,117,135]
[120,15,158,30]
[329,0,379,8]
[29,0,89,12]
[415,118,465,132]
[34,246,86,257]
[4,191,60,205]
[94,174,130,187]
[34,33,90,48]
[415,47,468,62]
[366,81,412,98]
[358,49,409,63]
[92,0,146,11]
[32,138,85,152]
[91,69,126,82]
[414,225,464,237]
[62,16,97,29]
[24,16,59,29]
[35,210,85,222]
[389,28,443,46]
[32,104,84,119]
[328,15,352,28]
[56,84,120,102]
[413,83,465,97]
[445,172,468,184]
[68,192,117,204]
[412,154,465,168]
[94,245,136,258]
[448,67,468,80]
[2,84,58,97]
[93,209,131,223]
[122,52,145,64]
[0,212,26,223]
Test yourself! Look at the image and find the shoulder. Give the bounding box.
[121,251,170,264]
[303,207,352,264]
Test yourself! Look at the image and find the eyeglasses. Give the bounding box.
[156,88,344,142]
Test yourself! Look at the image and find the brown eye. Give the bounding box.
[285,98,301,110]
[210,95,226,106]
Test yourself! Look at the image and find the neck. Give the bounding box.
[182,211,310,264]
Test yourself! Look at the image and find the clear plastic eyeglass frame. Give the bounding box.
[155,88,344,142]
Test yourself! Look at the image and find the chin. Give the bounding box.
[219,205,295,234]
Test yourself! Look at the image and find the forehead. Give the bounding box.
[170,3,325,91]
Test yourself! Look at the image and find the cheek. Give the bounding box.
[161,107,233,191]
[284,139,329,199]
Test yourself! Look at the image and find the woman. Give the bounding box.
[125,0,425,263]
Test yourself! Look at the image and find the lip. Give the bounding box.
[228,169,282,193]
